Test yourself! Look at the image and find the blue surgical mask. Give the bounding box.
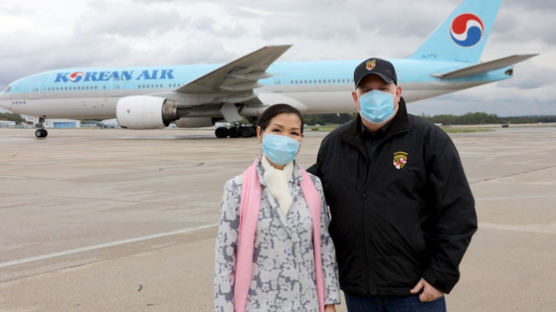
[359,90,396,124]
[262,134,300,165]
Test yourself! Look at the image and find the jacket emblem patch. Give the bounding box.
[393,151,408,169]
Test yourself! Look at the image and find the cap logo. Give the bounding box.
[393,151,408,170]
[366,60,376,71]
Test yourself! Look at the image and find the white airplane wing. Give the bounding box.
[433,54,538,79]
[170,45,291,122]
[176,45,291,95]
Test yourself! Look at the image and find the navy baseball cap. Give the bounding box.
[354,57,398,87]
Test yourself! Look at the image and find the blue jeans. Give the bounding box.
[344,293,447,312]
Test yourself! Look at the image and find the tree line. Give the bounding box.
[422,112,556,125]
[304,112,556,125]
[0,112,25,123]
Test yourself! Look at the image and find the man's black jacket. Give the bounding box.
[308,99,477,296]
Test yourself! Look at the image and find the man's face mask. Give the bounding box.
[358,90,395,124]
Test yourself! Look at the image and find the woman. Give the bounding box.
[214,104,340,312]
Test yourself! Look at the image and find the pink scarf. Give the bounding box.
[234,159,325,312]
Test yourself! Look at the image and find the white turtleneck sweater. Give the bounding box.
[261,156,294,216]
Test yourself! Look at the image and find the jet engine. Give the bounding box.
[116,96,179,129]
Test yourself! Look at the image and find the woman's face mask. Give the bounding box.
[257,112,303,166]
[262,134,300,165]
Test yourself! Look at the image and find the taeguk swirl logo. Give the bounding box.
[69,71,85,82]
[450,13,484,47]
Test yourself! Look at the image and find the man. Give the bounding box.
[308,58,477,312]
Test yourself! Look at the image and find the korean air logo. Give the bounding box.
[450,13,484,47]
[69,71,85,82]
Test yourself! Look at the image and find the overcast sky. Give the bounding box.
[0,0,555,116]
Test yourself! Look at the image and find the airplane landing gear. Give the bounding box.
[240,126,255,138]
[35,117,48,138]
[228,127,240,138]
[35,128,48,138]
[215,127,229,138]
[214,124,257,138]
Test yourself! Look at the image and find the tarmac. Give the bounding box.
[0,125,555,312]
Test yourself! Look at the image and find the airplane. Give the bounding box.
[0,0,537,138]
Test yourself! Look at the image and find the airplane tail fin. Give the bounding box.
[408,0,503,63]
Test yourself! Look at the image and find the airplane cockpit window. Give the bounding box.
[3,85,11,92]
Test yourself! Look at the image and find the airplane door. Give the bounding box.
[110,79,122,97]
[30,82,41,99]
[272,63,282,86]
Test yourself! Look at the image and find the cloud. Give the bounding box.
[506,0,556,12]
[498,64,556,90]
[74,1,183,37]
[0,2,29,15]
[493,5,556,46]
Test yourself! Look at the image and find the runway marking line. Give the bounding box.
[2,220,554,270]
[0,223,218,269]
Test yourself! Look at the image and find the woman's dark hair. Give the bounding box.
[257,104,304,133]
